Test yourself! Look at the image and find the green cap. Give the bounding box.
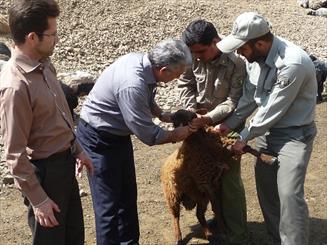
[217,12,271,53]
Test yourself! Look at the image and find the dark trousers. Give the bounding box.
[26,150,84,245]
[77,120,139,245]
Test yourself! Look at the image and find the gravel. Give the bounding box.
[0,0,326,181]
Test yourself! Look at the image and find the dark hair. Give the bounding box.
[248,31,273,46]
[182,19,219,47]
[9,0,60,44]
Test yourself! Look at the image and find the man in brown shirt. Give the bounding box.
[179,20,252,245]
[0,1,93,244]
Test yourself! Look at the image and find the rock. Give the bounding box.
[79,188,88,197]
[0,15,10,35]
[309,0,327,10]
[298,0,309,8]
[153,117,161,125]
[307,7,327,16]
[162,105,171,110]
[298,0,327,10]
[2,174,14,185]
[57,71,95,95]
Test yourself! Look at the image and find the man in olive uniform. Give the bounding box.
[178,19,251,245]
[216,12,317,245]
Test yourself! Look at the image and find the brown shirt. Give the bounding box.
[0,49,82,206]
[178,52,246,123]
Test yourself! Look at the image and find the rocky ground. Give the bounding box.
[0,0,326,244]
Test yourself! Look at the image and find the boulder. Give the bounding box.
[298,0,327,9]
[307,7,327,16]
[3,174,14,185]
[58,71,95,96]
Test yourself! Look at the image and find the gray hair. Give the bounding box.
[148,38,192,70]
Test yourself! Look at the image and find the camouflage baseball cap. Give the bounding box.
[217,12,271,53]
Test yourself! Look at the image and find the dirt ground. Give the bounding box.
[1,102,326,245]
[0,0,327,244]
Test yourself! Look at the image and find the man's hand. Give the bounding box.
[190,114,213,128]
[232,139,246,154]
[172,125,197,142]
[33,198,60,227]
[76,151,94,177]
[214,123,231,136]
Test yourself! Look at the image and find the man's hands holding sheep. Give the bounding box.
[214,123,246,155]
[171,125,197,142]
[230,139,247,154]
[214,122,231,135]
[159,111,174,123]
[190,114,213,128]
[214,123,246,154]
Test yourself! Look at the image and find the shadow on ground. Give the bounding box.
[179,217,327,245]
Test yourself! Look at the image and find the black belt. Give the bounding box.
[31,148,72,164]
[79,118,130,141]
[49,148,72,159]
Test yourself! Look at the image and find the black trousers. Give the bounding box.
[25,149,84,245]
[77,119,139,245]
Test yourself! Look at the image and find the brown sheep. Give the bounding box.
[161,109,238,244]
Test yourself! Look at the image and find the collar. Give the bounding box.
[265,36,279,68]
[142,53,157,86]
[209,53,229,66]
[12,48,51,74]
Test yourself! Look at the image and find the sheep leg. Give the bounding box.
[196,201,213,241]
[173,216,184,245]
[162,184,183,244]
[170,205,183,245]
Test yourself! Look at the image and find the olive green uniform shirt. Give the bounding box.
[178,52,246,123]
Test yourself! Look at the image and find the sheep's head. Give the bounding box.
[171,109,196,128]
[75,82,95,96]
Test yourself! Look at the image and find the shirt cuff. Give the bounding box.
[206,110,219,123]
[33,197,49,208]
[206,106,232,124]
[155,128,171,145]
[239,127,251,142]
[22,180,48,207]
[224,116,244,131]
